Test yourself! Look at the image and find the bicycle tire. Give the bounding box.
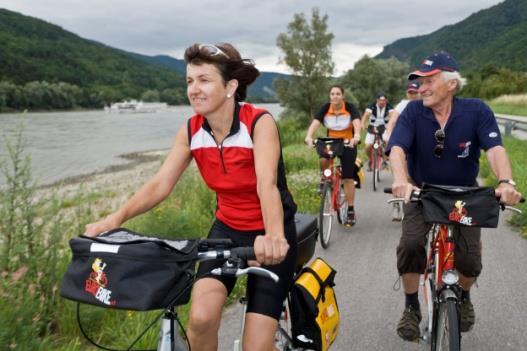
[377,148,382,183]
[336,183,349,225]
[319,182,333,249]
[434,298,460,351]
[274,301,297,350]
[372,148,378,192]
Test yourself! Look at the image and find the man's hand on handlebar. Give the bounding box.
[495,183,523,206]
[304,136,314,147]
[391,181,419,203]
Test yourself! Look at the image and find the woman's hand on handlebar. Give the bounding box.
[252,234,289,266]
[304,136,314,147]
[84,213,123,237]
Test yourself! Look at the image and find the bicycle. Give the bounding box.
[385,184,523,351]
[367,124,386,192]
[313,137,353,249]
[67,214,319,351]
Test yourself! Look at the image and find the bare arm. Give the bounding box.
[253,114,289,265]
[485,145,522,205]
[361,110,371,129]
[84,126,193,236]
[352,118,362,145]
[304,119,322,146]
[385,110,400,139]
[389,146,415,201]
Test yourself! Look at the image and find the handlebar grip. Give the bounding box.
[230,247,256,261]
[384,187,392,194]
[521,197,525,203]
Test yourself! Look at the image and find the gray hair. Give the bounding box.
[440,71,467,94]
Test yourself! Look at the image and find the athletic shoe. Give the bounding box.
[345,210,356,227]
[397,307,421,342]
[460,299,475,332]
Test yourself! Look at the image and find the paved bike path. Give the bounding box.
[219,170,527,350]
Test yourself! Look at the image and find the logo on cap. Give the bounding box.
[424,60,433,66]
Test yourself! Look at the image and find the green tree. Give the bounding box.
[275,8,334,124]
[141,89,161,102]
[339,55,410,110]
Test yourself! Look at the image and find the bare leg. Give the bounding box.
[243,312,279,351]
[187,278,228,351]
[343,179,355,205]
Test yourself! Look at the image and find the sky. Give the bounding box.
[1,0,505,75]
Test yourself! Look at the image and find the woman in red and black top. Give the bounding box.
[85,43,297,351]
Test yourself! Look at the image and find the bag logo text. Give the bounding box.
[448,200,475,226]
[85,258,116,306]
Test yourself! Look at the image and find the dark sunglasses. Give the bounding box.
[198,44,230,59]
[434,129,445,158]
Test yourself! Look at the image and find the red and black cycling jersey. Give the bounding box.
[314,102,361,139]
[187,102,296,231]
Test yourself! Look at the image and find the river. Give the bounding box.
[0,103,283,186]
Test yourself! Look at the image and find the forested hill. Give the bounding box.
[0,8,186,102]
[0,7,285,107]
[376,0,527,72]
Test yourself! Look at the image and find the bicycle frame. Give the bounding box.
[422,224,461,347]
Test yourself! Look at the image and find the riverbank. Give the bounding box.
[36,149,168,214]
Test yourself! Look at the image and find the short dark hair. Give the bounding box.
[329,84,345,94]
[184,43,260,102]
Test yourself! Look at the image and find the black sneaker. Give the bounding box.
[397,307,421,342]
[460,299,475,332]
[345,210,356,227]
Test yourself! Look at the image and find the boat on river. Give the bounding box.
[105,100,168,113]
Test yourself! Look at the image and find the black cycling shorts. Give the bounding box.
[196,218,298,321]
[338,146,358,179]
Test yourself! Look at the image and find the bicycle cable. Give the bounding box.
[76,281,195,351]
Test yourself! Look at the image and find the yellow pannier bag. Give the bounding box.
[289,257,339,351]
[353,158,365,189]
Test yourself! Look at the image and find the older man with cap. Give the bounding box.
[361,92,394,171]
[386,51,522,342]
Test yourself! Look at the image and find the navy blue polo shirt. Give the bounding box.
[386,97,502,186]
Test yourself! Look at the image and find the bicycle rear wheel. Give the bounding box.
[372,148,378,192]
[319,182,333,249]
[434,298,460,351]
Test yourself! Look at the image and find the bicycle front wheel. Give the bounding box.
[336,183,349,224]
[434,299,460,351]
[319,182,333,249]
[274,301,296,350]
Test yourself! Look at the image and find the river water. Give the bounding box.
[0,103,283,186]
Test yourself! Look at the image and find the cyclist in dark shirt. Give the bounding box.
[386,51,522,342]
[361,93,394,171]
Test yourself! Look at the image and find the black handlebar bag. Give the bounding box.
[60,228,199,311]
[420,183,500,228]
[315,139,344,159]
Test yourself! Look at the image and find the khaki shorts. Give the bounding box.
[396,202,482,278]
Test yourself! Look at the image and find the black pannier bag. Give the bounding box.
[420,183,500,228]
[294,213,318,273]
[60,228,199,311]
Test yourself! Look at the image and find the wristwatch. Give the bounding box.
[498,179,517,187]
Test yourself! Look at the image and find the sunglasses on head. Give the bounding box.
[434,129,445,158]
[198,44,230,59]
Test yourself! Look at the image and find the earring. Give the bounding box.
[226,93,232,98]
